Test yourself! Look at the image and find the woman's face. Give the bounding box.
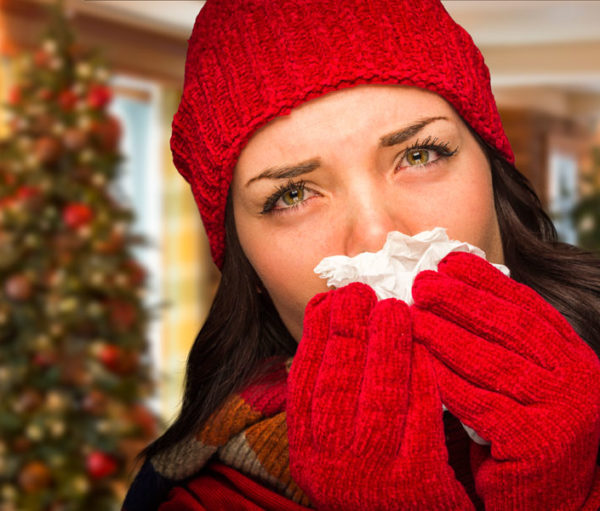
[232,84,504,341]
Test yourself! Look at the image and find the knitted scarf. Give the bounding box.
[121,357,311,510]
[122,357,482,510]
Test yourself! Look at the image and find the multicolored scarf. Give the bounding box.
[122,356,481,510]
[122,357,311,510]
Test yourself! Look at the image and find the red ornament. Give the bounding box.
[123,260,147,287]
[129,403,157,438]
[8,85,21,105]
[32,351,58,368]
[90,116,121,152]
[62,202,94,229]
[38,88,53,101]
[62,128,87,151]
[87,84,112,110]
[58,89,78,111]
[5,274,32,301]
[81,389,108,415]
[16,186,41,202]
[86,451,118,480]
[34,136,62,164]
[34,49,49,68]
[94,230,124,254]
[98,343,138,375]
[107,300,138,332]
[98,344,122,372]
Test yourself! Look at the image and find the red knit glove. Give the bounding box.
[287,282,474,511]
[411,252,600,510]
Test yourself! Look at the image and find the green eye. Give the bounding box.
[281,187,304,206]
[406,149,430,166]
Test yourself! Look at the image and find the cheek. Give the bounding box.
[238,219,332,337]
[434,169,500,257]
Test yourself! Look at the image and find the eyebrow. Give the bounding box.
[245,115,448,187]
[379,116,448,146]
[246,159,321,187]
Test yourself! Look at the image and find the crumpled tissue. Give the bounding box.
[313,227,511,446]
[314,227,510,304]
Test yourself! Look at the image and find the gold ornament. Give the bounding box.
[18,461,52,493]
[34,334,51,350]
[90,272,105,286]
[45,391,68,412]
[47,418,66,438]
[25,423,44,441]
[70,475,90,495]
[75,62,92,78]
[91,173,106,187]
[42,39,57,54]
[1,484,17,502]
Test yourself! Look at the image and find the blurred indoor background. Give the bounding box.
[1,0,599,499]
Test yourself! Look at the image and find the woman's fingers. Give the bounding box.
[426,354,547,461]
[411,307,560,404]
[412,269,577,369]
[437,252,588,353]
[355,298,412,456]
[311,283,377,449]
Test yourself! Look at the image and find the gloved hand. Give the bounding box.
[411,251,600,511]
[286,282,474,511]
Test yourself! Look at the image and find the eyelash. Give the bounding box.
[261,179,309,215]
[260,137,459,215]
[398,136,458,170]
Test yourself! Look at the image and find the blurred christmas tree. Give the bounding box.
[0,4,161,510]
[572,145,600,253]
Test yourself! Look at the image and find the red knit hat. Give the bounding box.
[171,0,514,269]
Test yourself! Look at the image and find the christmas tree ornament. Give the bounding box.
[62,202,93,229]
[34,48,49,68]
[24,233,40,248]
[5,274,32,301]
[91,172,106,187]
[18,460,52,493]
[34,136,61,164]
[42,39,57,54]
[85,450,118,480]
[62,127,87,151]
[47,418,66,437]
[124,260,147,287]
[87,84,112,110]
[91,116,121,152]
[45,391,68,412]
[7,85,21,105]
[25,423,44,442]
[107,299,137,333]
[13,388,43,413]
[81,388,107,414]
[69,475,90,495]
[12,436,32,453]
[34,334,52,350]
[58,89,78,111]
[75,62,92,79]
[1,484,17,502]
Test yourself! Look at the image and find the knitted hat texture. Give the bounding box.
[171,0,514,269]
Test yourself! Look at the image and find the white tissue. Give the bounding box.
[313,227,510,305]
[313,227,510,446]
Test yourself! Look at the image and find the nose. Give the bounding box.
[342,181,403,257]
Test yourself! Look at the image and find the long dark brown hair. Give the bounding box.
[140,138,600,462]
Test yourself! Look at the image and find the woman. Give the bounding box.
[122,0,600,509]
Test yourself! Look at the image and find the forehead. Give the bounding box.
[236,84,460,167]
